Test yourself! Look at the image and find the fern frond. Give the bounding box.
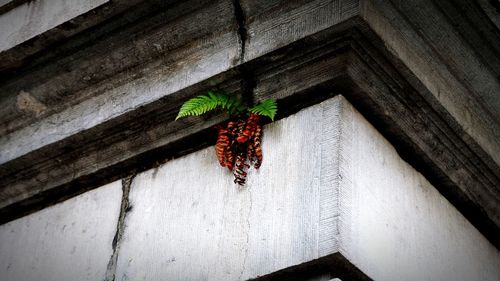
[249,99,277,121]
[175,95,217,120]
[176,91,245,120]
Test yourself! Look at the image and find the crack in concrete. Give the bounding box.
[232,5,256,277]
[232,0,247,64]
[104,174,135,281]
[238,187,253,281]
[231,0,255,107]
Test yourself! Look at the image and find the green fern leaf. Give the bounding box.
[176,91,245,120]
[249,99,278,121]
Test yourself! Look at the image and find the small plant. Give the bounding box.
[176,91,277,186]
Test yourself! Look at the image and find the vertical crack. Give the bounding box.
[239,66,256,107]
[104,174,135,281]
[231,4,255,277]
[232,0,248,63]
[238,188,253,281]
[232,0,255,107]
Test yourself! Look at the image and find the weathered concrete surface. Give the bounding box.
[477,0,500,29]
[360,0,500,166]
[240,0,359,61]
[0,0,108,52]
[0,0,11,7]
[335,97,500,280]
[239,0,500,168]
[0,0,148,73]
[0,96,497,279]
[0,180,122,281]
[0,0,239,165]
[0,0,498,244]
[113,96,500,280]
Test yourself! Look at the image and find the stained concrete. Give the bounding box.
[0,0,239,166]
[0,0,108,52]
[0,181,122,281]
[240,0,359,61]
[360,0,500,166]
[0,0,498,279]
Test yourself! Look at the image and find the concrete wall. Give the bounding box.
[0,181,122,281]
[335,97,500,280]
[0,96,498,280]
[113,95,344,280]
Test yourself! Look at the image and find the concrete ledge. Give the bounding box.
[240,0,359,61]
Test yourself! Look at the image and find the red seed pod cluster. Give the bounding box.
[214,113,263,186]
[215,125,229,167]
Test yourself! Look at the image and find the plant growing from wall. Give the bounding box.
[176,91,277,186]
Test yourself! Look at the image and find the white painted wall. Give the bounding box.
[0,0,108,52]
[0,181,122,281]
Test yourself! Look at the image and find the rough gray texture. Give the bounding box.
[0,96,497,280]
[477,0,500,30]
[0,0,108,52]
[113,96,344,281]
[104,176,134,281]
[0,0,148,72]
[0,0,13,8]
[0,0,240,213]
[240,0,359,61]
[110,96,499,280]
[0,180,122,281]
[0,0,498,254]
[0,0,239,158]
[0,31,237,165]
[360,0,500,166]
